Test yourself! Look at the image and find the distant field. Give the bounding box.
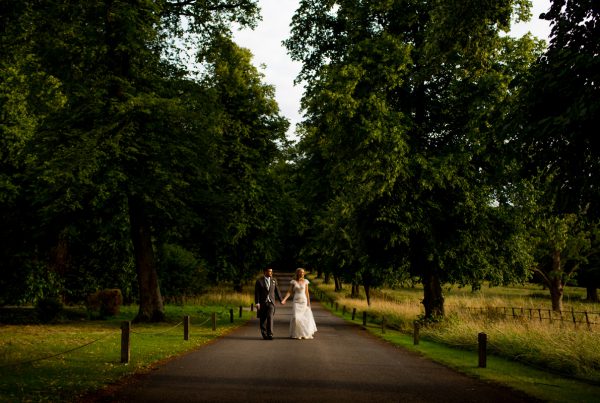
[309,276,600,385]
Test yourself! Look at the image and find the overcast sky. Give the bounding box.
[232,0,552,141]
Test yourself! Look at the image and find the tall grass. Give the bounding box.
[311,276,600,384]
[163,284,253,307]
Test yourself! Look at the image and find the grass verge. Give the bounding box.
[313,282,600,403]
[0,292,253,403]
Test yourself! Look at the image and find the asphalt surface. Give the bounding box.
[93,272,535,402]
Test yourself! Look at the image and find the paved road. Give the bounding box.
[94,272,534,402]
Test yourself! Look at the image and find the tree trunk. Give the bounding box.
[128,195,165,322]
[351,283,360,298]
[334,275,342,292]
[548,250,564,313]
[364,283,371,306]
[586,285,599,302]
[324,272,330,284]
[422,266,444,319]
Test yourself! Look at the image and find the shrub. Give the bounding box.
[86,289,123,318]
[158,244,207,299]
[35,296,63,323]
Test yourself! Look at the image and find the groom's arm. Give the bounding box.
[254,280,261,309]
[274,280,283,303]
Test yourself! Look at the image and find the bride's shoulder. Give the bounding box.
[290,279,296,284]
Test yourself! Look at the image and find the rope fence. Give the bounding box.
[2,306,252,368]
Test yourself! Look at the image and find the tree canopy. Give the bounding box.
[286,0,545,318]
[0,0,288,321]
[1,0,598,320]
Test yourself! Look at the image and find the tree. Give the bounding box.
[1,1,261,321]
[508,0,600,309]
[286,0,539,319]
[529,213,598,311]
[0,1,68,305]
[197,35,289,291]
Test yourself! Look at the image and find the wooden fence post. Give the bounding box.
[381,316,386,333]
[413,321,420,345]
[229,308,234,323]
[352,308,356,320]
[251,303,254,312]
[478,332,487,368]
[121,321,130,364]
[184,315,190,340]
[584,312,591,330]
[362,311,367,326]
[239,306,243,318]
[211,312,216,331]
[342,306,346,316]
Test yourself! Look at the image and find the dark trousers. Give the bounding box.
[259,302,275,338]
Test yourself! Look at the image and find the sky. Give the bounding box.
[232,0,552,141]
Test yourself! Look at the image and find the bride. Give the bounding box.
[281,268,317,339]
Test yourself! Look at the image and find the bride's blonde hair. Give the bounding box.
[295,267,305,280]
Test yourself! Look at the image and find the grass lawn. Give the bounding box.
[0,289,253,402]
[310,276,600,403]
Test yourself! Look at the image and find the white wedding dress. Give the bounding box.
[289,279,317,339]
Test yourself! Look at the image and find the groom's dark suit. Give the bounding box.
[254,274,282,339]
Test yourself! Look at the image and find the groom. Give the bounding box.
[254,267,283,340]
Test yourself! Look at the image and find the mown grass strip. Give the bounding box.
[0,303,253,403]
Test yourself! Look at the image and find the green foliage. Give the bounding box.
[196,35,290,286]
[0,0,288,312]
[504,0,600,305]
[286,0,541,317]
[34,296,63,323]
[158,244,207,298]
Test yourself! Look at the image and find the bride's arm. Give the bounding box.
[281,285,293,304]
[305,283,310,307]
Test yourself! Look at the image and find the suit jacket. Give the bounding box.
[254,276,282,306]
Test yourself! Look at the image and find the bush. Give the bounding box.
[35,296,63,323]
[86,289,123,318]
[158,244,207,299]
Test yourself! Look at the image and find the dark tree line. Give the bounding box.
[0,0,291,321]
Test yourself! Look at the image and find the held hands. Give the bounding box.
[281,298,287,305]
